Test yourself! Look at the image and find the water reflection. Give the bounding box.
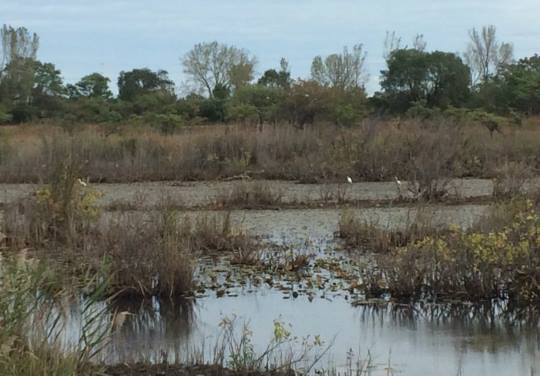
[99,291,540,375]
[106,297,195,363]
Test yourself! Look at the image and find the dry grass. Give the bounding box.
[1,118,540,184]
[214,181,284,209]
[337,208,447,252]
[2,163,258,298]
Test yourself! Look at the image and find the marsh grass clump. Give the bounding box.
[4,158,102,248]
[215,182,284,209]
[337,209,445,252]
[366,199,540,304]
[189,211,256,253]
[492,160,534,199]
[99,210,195,299]
[3,163,258,299]
[0,254,112,376]
[186,316,326,375]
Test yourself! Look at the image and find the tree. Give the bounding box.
[117,68,174,101]
[380,49,470,112]
[33,61,64,97]
[0,25,39,108]
[465,25,513,85]
[383,31,426,59]
[311,44,367,90]
[229,84,284,125]
[70,73,112,99]
[31,61,65,117]
[182,41,257,97]
[477,55,540,115]
[503,55,540,114]
[383,31,403,60]
[1,25,39,71]
[258,58,291,89]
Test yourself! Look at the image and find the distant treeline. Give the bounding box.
[0,24,538,130]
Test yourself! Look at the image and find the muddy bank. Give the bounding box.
[0,178,500,209]
[105,364,280,376]
[96,205,488,245]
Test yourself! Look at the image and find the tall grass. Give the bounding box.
[337,208,447,252]
[2,161,258,299]
[0,254,112,375]
[1,119,539,183]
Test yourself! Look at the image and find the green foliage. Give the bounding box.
[369,199,540,304]
[473,55,540,115]
[117,68,174,101]
[228,84,283,124]
[380,49,470,113]
[257,58,291,89]
[69,72,112,99]
[141,112,185,134]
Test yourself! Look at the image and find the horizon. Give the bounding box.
[2,0,540,94]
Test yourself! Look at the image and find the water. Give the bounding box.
[103,289,539,375]
[8,192,537,375]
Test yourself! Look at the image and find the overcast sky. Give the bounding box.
[2,0,540,94]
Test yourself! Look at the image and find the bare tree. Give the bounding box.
[465,25,514,84]
[383,31,427,59]
[1,24,39,71]
[182,41,257,98]
[0,25,39,105]
[310,44,367,90]
[412,33,427,52]
[383,31,402,60]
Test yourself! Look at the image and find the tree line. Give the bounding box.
[0,24,538,130]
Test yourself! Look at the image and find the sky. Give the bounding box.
[2,0,540,94]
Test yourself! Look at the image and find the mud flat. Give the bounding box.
[0,178,500,209]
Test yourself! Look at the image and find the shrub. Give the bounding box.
[366,199,540,304]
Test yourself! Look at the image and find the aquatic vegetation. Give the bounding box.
[337,208,446,252]
[0,253,112,375]
[367,199,540,304]
[215,181,284,209]
[199,315,327,374]
[4,158,102,247]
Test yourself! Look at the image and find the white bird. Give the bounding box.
[394,176,401,186]
[77,178,87,187]
[347,176,353,184]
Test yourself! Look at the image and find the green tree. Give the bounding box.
[500,55,540,114]
[31,61,65,117]
[117,68,174,101]
[0,25,39,114]
[380,49,470,112]
[258,58,291,89]
[229,84,283,125]
[475,55,540,115]
[33,61,64,97]
[70,73,112,99]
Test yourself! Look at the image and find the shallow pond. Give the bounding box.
[97,289,540,376]
[18,199,540,375]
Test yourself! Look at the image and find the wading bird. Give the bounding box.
[347,176,353,184]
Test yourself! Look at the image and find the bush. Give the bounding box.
[366,199,540,304]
